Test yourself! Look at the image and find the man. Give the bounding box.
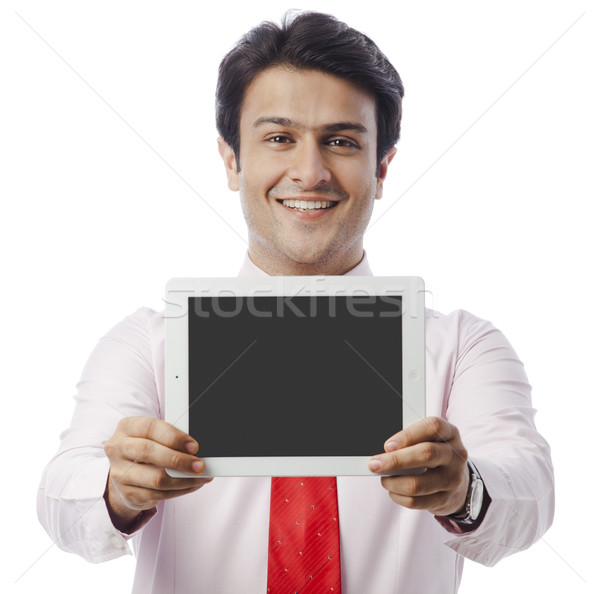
[38,11,554,593]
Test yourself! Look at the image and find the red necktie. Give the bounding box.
[267,477,341,593]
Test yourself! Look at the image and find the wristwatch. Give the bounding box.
[449,459,484,524]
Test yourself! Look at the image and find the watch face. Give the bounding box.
[470,479,484,520]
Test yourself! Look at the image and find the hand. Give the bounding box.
[368,417,470,516]
[103,417,212,531]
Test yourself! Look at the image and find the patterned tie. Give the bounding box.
[267,476,341,593]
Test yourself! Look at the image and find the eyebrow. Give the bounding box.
[252,116,368,134]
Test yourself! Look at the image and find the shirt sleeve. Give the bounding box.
[37,308,161,563]
[433,310,555,566]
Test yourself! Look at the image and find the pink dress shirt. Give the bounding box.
[37,253,554,593]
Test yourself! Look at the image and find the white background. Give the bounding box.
[1,1,598,592]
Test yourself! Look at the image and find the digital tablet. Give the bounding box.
[165,276,425,477]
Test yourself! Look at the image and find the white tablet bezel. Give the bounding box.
[165,276,425,477]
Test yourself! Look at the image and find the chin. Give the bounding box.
[285,245,333,265]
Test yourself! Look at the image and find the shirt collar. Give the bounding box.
[238,251,373,277]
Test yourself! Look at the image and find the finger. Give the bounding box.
[113,462,213,493]
[383,417,458,452]
[122,437,206,475]
[368,441,452,474]
[118,417,198,454]
[382,475,468,516]
[115,479,212,511]
[385,489,448,512]
[380,467,452,498]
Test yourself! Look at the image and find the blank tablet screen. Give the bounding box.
[188,295,403,457]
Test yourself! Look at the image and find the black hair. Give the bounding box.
[215,11,404,170]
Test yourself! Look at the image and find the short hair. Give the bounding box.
[216,11,404,170]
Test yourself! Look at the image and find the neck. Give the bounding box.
[248,247,365,276]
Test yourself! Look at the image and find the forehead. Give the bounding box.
[240,66,377,132]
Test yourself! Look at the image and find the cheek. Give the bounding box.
[239,159,285,198]
[354,176,378,207]
[337,158,377,197]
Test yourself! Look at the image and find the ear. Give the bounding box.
[375,146,397,200]
[217,137,239,191]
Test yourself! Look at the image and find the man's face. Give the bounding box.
[219,66,395,275]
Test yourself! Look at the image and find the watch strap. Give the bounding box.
[447,459,483,524]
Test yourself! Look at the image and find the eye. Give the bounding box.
[328,138,358,149]
[267,135,292,144]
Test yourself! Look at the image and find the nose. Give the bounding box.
[287,139,331,189]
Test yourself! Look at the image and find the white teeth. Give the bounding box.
[282,199,335,210]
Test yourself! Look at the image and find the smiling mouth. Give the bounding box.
[279,199,338,212]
